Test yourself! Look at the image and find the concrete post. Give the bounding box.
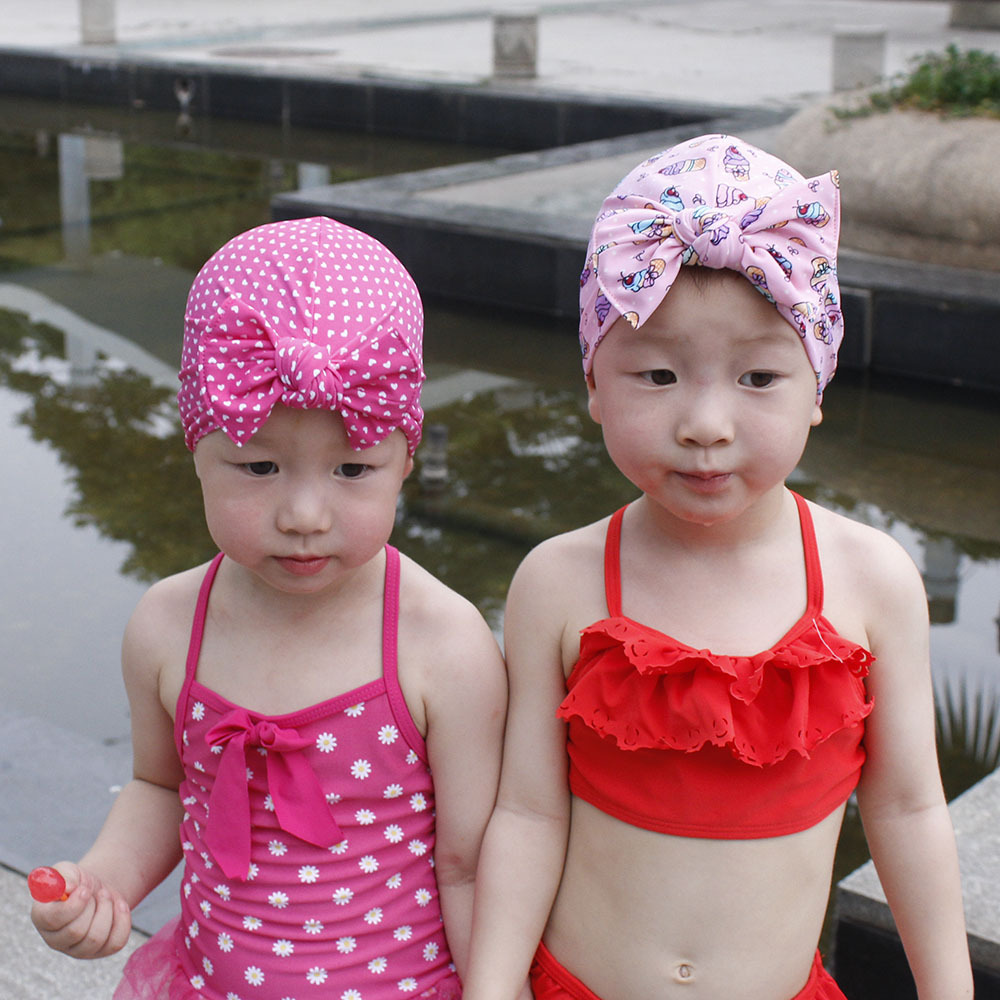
[832,26,886,92]
[80,0,116,45]
[949,2,1000,29]
[493,9,538,79]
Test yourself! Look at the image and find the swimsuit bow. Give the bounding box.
[204,707,343,880]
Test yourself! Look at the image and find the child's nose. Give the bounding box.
[276,481,334,535]
[676,390,735,448]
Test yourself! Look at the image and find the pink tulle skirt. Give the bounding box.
[113,918,195,1000]
[114,917,463,999]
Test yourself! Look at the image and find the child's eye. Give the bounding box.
[243,461,278,476]
[641,369,677,386]
[337,463,369,479]
[740,371,776,388]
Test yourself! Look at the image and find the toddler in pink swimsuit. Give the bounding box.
[30,217,506,999]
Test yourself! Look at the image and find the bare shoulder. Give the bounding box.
[122,563,210,691]
[395,552,506,733]
[807,500,927,646]
[396,552,499,654]
[509,517,608,604]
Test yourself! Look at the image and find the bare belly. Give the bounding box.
[543,798,845,1000]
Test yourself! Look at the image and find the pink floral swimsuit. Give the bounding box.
[115,546,460,1000]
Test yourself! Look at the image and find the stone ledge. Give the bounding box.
[833,768,1000,996]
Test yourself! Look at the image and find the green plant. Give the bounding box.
[935,676,1000,801]
[834,44,1000,119]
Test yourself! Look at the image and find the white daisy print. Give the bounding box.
[423,942,440,961]
[344,703,366,718]
[356,809,376,825]
[384,824,404,843]
[200,900,212,918]
[369,956,388,974]
[244,965,265,986]
[303,918,324,935]
[330,839,349,855]
[214,884,231,901]
[268,891,290,909]
[188,920,200,938]
[384,783,404,798]
[202,957,214,975]
[192,702,205,721]
[273,939,294,957]
[398,977,419,992]
[316,732,337,753]
[268,840,288,857]
[246,863,259,880]
[405,750,419,765]
[189,975,205,990]
[409,793,428,812]
[414,888,433,907]
[342,991,362,1000]
[193,761,206,773]
[306,967,328,985]
[264,795,275,812]
[359,854,380,873]
[243,916,263,931]
[218,932,234,952]
[378,725,399,745]
[386,873,403,889]
[332,887,354,906]
[408,839,428,856]
[336,936,357,954]
[364,907,384,925]
[351,759,372,780]
[298,865,321,883]
[326,791,343,805]
[393,925,413,941]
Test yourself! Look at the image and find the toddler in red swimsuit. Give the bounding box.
[463,135,972,1000]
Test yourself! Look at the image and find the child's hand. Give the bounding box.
[29,862,133,958]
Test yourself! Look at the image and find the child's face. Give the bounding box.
[193,404,413,594]
[587,269,823,527]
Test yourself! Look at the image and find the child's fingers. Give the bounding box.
[63,887,130,959]
[30,865,131,957]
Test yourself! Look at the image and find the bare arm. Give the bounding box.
[31,581,188,958]
[422,597,508,978]
[463,543,576,1000]
[855,531,972,1000]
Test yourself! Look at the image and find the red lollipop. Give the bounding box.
[28,866,68,902]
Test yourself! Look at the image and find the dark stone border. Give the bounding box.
[0,47,720,151]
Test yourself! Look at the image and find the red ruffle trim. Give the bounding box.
[559,617,874,767]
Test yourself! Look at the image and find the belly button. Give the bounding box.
[672,962,696,983]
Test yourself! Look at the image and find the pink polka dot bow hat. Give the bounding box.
[178,216,425,454]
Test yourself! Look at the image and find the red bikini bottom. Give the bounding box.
[529,941,847,1000]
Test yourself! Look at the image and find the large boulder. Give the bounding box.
[775,103,1000,271]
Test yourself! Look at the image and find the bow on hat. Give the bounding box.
[195,295,424,453]
[581,165,843,394]
[204,708,344,880]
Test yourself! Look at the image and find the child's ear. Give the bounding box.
[586,374,602,425]
[402,455,415,480]
[811,403,823,427]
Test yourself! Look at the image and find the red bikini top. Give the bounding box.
[557,492,875,839]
